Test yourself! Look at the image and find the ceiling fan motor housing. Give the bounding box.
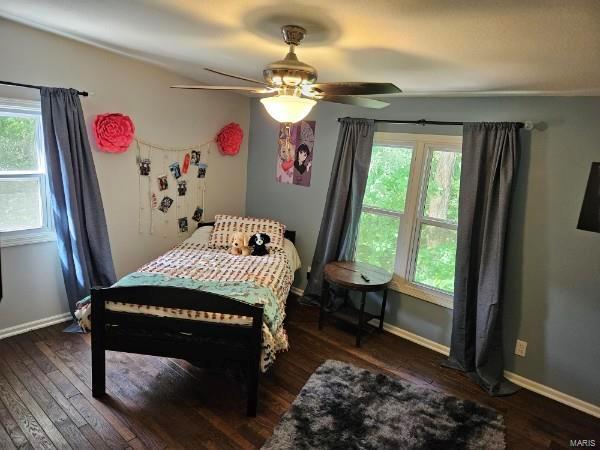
[263,25,318,88]
[263,54,318,88]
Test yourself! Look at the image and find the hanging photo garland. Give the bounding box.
[134,121,242,236]
[135,137,210,236]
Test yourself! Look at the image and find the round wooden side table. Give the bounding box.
[319,261,393,347]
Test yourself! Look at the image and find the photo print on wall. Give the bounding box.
[138,157,151,176]
[178,217,189,233]
[197,162,207,178]
[157,175,168,191]
[182,153,191,174]
[158,196,173,213]
[192,207,204,222]
[177,180,187,196]
[277,120,315,187]
[169,161,182,179]
[191,150,201,166]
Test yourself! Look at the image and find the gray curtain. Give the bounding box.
[304,118,375,305]
[444,122,520,396]
[41,88,116,317]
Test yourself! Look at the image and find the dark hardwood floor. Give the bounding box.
[0,296,598,449]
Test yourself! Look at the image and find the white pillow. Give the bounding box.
[208,215,286,250]
[183,225,213,245]
[183,226,302,272]
[183,224,301,272]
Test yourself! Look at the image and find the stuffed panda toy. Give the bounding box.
[249,233,271,256]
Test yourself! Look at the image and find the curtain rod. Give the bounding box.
[338,117,534,130]
[0,80,89,97]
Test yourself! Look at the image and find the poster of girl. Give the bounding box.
[293,143,312,187]
[276,120,315,187]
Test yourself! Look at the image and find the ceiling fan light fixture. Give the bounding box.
[260,95,316,123]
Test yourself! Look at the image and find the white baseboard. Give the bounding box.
[368,319,600,419]
[372,319,452,356]
[0,312,72,340]
[502,371,600,419]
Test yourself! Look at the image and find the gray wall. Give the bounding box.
[246,96,600,406]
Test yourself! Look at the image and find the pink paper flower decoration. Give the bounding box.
[93,113,135,153]
[216,123,243,156]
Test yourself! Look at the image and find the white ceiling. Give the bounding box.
[1,0,600,96]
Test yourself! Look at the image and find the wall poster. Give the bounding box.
[276,120,315,187]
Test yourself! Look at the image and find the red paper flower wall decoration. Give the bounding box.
[93,113,135,153]
[216,123,243,156]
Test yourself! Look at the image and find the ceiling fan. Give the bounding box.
[171,25,401,123]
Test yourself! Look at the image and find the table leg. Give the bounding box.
[379,288,388,331]
[356,291,366,347]
[319,280,328,330]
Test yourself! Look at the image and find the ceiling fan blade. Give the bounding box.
[304,82,401,96]
[204,68,267,86]
[317,95,390,109]
[171,85,273,93]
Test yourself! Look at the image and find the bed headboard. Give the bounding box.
[198,221,296,245]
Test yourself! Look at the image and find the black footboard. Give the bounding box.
[91,286,264,416]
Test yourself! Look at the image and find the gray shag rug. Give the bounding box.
[263,360,505,450]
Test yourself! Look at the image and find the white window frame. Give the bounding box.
[0,97,54,247]
[361,132,462,309]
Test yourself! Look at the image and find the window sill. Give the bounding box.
[389,276,454,309]
[0,231,56,248]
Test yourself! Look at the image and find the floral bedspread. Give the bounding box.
[75,242,293,371]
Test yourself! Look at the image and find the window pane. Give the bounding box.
[0,115,39,171]
[0,178,43,231]
[414,224,457,293]
[363,144,413,212]
[424,150,461,223]
[355,212,399,272]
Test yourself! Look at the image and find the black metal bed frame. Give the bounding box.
[91,224,296,417]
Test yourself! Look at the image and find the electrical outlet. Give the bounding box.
[515,339,528,357]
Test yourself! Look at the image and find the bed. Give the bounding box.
[80,215,300,416]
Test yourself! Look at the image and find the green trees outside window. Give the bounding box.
[355,135,461,299]
[0,116,38,171]
[0,109,46,234]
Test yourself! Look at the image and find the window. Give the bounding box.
[0,98,53,247]
[355,132,462,308]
